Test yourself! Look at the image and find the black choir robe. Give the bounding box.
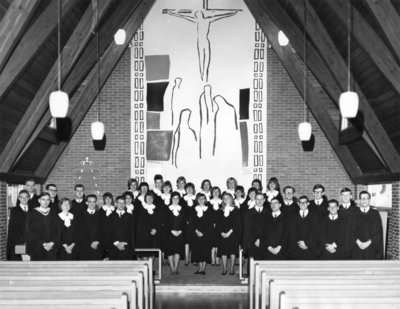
[162,208,186,257]
[309,198,329,220]
[54,213,78,260]
[109,212,135,260]
[242,207,270,260]
[135,205,161,257]
[25,209,58,261]
[150,189,163,208]
[288,211,318,260]
[281,200,299,218]
[71,199,87,217]
[352,208,383,260]
[338,202,358,258]
[189,207,214,263]
[98,206,115,257]
[76,210,103,260]
[318,215,347,260]
[262,212,288,260]
[215,208,241,257]
[181,196,197,244]
[27,194,40,210]
[49,196,60,213]
[7,205,28,260]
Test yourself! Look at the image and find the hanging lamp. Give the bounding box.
[278,30,289,46]
[114,29,126,45]
[298,0,312,141]
[49,0,69,118]
[91,1,105,140]
[339,0,359,118]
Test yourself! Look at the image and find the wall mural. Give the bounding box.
[131,0,267,188]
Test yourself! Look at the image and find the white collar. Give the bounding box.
[195,205,208,217]
[267,190,279,197]
[184,194,195,206]
[272,210,281,217]
[247,199,256,208]
[284,199,293,206]
[342,202,351,209]
[36,207,50,215]
[177,189,185,197]
[138,195,145,202]
[117,209,125,216]
[226,189,235,196]
[169,204,182,216]
[130,190,139,198]
[210,198,222,210]
[19,204,28,212]
[330,214,338,220]
[153,188,162,196]
[87,208,96,215]
[361,206,370,213]
[126,204,134,214]
[75,198,83,203]
[59,212,74,227]
[200,190,211,200]
[223,205,235,217]
[300,209,309,217]
[255,205,263,212]
[161,193,171,205]
[102,205,115,216]
[143,203,156,214]
[314,198,323,205]
[234,198,245,207]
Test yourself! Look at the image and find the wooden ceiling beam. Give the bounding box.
[244,0,362,179]
[289,0,400,172]
[0,0,79,99]
[0,0,114,173]
[34,0,156,178]
[327,1,400,98]
[0,0,40,72]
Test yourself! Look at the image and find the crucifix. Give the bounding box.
[163,0,241,82]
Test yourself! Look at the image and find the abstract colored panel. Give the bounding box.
[146,130,173,161]
[147,112,160,129]
[147,81,169,112]
[144,55,170,81]
[239,88,250,120]
[240,122,249,167]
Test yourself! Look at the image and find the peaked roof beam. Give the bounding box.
[34,0,156,178]
[244,0,362,179]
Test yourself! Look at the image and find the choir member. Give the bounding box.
[199,179,212,201]
[176,176,187,197]
[251,179,263,194]
[234,185,247,235]
[161,180,173,207]
[309,184,329,219]
[352,191,383,260]
[71,184,86,217]
[244,187,257,210]
[7,190,29,260]
[288,195,318,260]
[281,186,298,218]
[215,193,241,275]
[55,198,78,260]
[223,177,238,197]
[135,182,149,208]
[25,192,57,261]
[123,191,136,217]
[162,192,185,274]
[151,174,164,208]
[190,193,214,275]
[265,177,283,204]
[25,179,39,210]
[127,178,139,199]
[76,194,103,260]
[318,199,346,260]
[182,182,197,265]
[209,186,222,266]
[46,184,59,212]
[338,187,357,258]
[98,192,115,259]
[135,193,161,260]
[263,198,287,260]
[109,196,135,260]
[243,193,269,260]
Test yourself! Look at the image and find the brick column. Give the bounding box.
[0,181,7,260]
[387,182,400,260]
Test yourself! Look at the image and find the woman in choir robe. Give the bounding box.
[77,194,103,260]
[199,179,212,202]
[162,192,185,274]
[215,192,241,275]
[109,196,135,260]
[265,177,284,205]
[161,181,173,209]
[135,193,161,259]
[182,182,197,265]
[234,186,247,241]
[190,193,214,274]
[318,199,346,260]
[208,186,222,266]
[352,191,383,260]
[223,177,238,197]
[98,192,115,259]
[55,198,78,260]
[262,198,288,260]
[251,179,263,194]
[175,176,187,197]
[288,195,318,260]
[123,191,136,218]
[134,182,149,208]
[127,178,140,200]
[7,190,29,260]
[25,192,57,261]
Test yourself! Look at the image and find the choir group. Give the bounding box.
[7,175,384,276]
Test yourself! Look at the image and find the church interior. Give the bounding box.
[0,0,400,308]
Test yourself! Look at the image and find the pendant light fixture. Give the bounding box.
[49,0,69,118]
[298,0,312,141]
[114,29,126,45]
[91,1,105,140]
[278,30,289,46]
[339,0,359,118]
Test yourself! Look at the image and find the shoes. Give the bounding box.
[175,270,180,275]
[200,271,206,275]
[229,271,235,275]
[221,270,227,275]
[194,270,200,275]
[211,263,215,266]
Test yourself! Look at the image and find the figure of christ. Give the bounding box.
[163,0,241,82]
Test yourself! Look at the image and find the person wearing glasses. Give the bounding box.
[45,184,59,213]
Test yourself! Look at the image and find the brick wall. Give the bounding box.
[46,50,131,199]
[388,182,400,259]
[266,47,355,199]
[0,181,7,260]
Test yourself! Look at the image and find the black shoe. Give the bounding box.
[194,270,200,274]
[200,271,206,275]
[221,270,227,275]
[230,271,235,275]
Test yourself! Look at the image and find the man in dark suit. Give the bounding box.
[71,184,86,217]
[309,184,329,220]
[7,190,30,260]
[46,184,59,212]
[25,179,39,210]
